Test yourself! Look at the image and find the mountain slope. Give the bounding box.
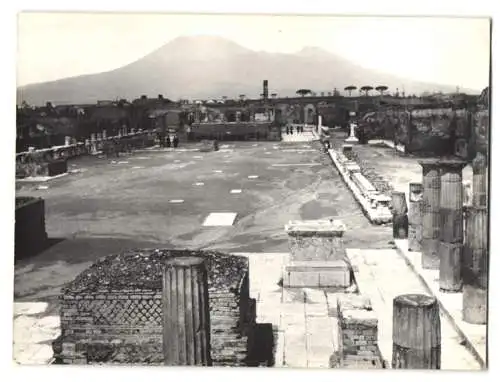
[17,35,474,105]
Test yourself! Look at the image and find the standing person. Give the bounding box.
[290,125,294,135]
[173,135,179,148]
[166,135,171,148]
[286,125,289,135]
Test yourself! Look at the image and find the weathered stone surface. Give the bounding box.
[56,249,253,366]
[284,260,350,288]
[285,220,346,261]
[335,294,382,369]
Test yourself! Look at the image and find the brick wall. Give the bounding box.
[54,249,255,366]
[336,294,384,369]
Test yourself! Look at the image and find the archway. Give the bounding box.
[303,103,316,124]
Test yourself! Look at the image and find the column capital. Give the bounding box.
[418,158,441,170]
[472,151,487,172]
[438,159,467,172]
[409,182,423,192]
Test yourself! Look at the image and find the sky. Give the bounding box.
[17,13,491,91]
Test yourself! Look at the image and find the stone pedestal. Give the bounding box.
[162,256,212,366]
[438,160,467,292]
[408,183,423,251]
[419,159,441,269]
[283,220,350,288]
[342,144,353,156]
[345,123,359,144]
[64,136,71,146]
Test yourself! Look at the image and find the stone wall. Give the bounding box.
[191,122,281,141]
[336,295,383,369]
[15,196,47,259]
[54,249,255,366]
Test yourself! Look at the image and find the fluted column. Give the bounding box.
[391,191,408,239]
[418,160,441,269]
[472,152,487,207]
[438,160,467,292]
[162,256,212,366]
[463,206,488,324]
[408,183,423,251]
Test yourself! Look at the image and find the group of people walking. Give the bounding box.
[157,133,179,148]
[285,125,306,135]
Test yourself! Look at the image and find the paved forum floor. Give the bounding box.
[14,140,392,307]
[13,137,481,368]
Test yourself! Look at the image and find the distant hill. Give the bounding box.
[17,35,479,106]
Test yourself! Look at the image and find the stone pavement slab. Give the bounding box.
[239,252,338,368]
[12,302,60,365]
[346,248,482,370]
[394,240,487,368]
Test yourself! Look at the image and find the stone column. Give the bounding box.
[472,152,487,207]
[162,256,212,366]
[391,191,408,239]
[90,133,98,154]
[438,160,467,292]
[463,206,488,324]
[408,183,423,252]
[284,219,350,288]
[392,294,441,369]
[419,159,441,269]
[102,129,107,140]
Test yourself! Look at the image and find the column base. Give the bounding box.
[345,136,359,144]
[463,284,487,324]
[421,239,440,269]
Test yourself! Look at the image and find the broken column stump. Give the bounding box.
[463,206,488,324]
[408,183,423,251]
[439,160,467,293]
[391,191,408,239]
[162,256,212,366]
[283,220,350,288]
[392,294,441,369]
[419,159,441,269]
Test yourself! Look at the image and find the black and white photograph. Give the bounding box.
[9,7,492,372]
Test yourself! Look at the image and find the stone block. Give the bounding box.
[283,260,350,288]
[285,220,346,262]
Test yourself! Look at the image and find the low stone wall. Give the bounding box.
[16,132,154,179]
[336,295,384,369]
[16,158,68,179]
[54,249,255,366]
[328,148,392,224]
[15,196,47,259]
